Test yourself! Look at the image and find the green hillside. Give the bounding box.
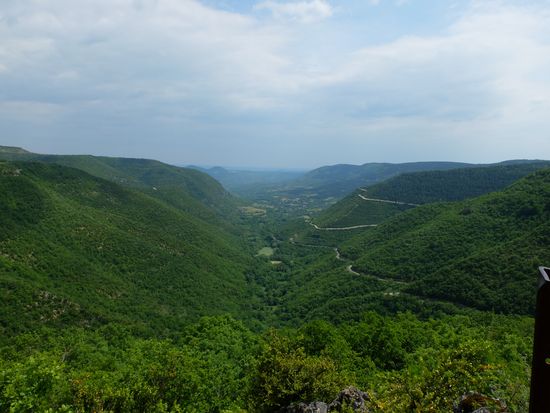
[0,146,544,412]
[314,191,414,228]
[284,161,473,199]
[310,161,550,230]
[240,161,476,215]
[0,161,254,337]
[0,147,239,228]
[366,161,550,204]
[0,146,29,154]
[341,168,550,314]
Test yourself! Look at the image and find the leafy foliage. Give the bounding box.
[0,161,254,337]
[0,313,533,412]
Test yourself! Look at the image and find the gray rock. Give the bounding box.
[280,386,371,413]
[282,401,329,413]
[329,386,370,412]
[453,391,508,413]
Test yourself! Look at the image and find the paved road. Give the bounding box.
[309,222,378,231]
[357,192,419,206]
[346,264,409,285]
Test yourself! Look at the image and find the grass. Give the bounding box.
[257,247,275,257]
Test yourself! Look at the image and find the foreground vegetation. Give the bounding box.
[0,313,533,412]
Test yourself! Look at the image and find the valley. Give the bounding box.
[0,146,548,412]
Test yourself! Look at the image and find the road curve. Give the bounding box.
[357,192,419,207]
[309,222,378,231]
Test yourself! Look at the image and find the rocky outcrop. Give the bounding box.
[282,401,328,413]
[453,392,508,413]
[280,387,370,413]
[329,387,370,412]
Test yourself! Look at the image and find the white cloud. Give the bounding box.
[0,0,299,114]
[255,0,333,23]
[309,3,550,126]
[1,0,550,165]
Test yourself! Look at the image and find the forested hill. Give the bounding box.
[0,161,254,336]
[313,161,550,228]
[285,161,473,198]
[341,167,550,314]
[365,161,550,204]
[0,146,238,226]
[0,145,30,154]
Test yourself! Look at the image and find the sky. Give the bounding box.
[1,0,550,168]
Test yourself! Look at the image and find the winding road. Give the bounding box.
[309,222,378,231]
[307,190,418,232]
[357,190,419,206]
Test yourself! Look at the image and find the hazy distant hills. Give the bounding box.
[0,160,253,335]
[0,145,30,154]
[189,165,304,194]
[315,161,550,228]
[292,162,470,196]
[244,160,518,212]
[282,161,474,199]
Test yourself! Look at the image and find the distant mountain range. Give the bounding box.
[287,161,474,198]
[232,159,550,213]
[189,165,304,194]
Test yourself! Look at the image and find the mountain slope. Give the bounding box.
[341,168,550,314]
[365,161,550,204]
[314,161,550,229]
[0,161,253,337]
[0,145,29,154]
[285,161,473,199]
[0,147,241,230]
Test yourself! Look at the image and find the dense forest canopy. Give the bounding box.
[0,146,548,412]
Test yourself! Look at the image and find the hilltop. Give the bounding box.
[278,161,473,201]
[0,145,29,154]
[0,147,242,231]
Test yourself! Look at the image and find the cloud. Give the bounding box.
[0,0,297,114]
[367,0,410,6]
[1,0,550,166]
[294,2,550,129]
[255,0,333,23]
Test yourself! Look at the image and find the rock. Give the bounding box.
[329,386,370,412]
[453,392,508,413]
[279,387,370,413]
[281,401,329,413]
